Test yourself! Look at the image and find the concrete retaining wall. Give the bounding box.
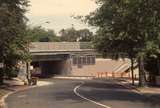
[71,59,135,77]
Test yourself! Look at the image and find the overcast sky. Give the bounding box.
[26,0,97,33]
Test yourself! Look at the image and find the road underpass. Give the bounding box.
[31,54,71,77]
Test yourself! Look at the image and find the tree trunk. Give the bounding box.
[26,62,31,86]
[0,68,4,85]
[157,58,160,75]
[130,57,135,85]
[138,55,146,87]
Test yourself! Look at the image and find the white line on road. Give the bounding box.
[74,82,111,108]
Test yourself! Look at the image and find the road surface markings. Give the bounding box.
[74,82,111,108]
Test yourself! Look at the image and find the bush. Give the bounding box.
[5,67,19,79]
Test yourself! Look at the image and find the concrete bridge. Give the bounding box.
[28,42,135,79]
[29,42,96,77]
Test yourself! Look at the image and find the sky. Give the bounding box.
[26,0,98,33]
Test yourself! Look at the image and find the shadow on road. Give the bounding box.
[79,81,160,108]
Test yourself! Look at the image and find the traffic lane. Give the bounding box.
[78,80,160,108]
[5,79,99,108]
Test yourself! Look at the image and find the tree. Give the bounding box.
[27,26,60,42]
[0,0,30,84]
[144,39,160,84]
[59,27,93,42]
[93,30,137,85]
[59,27,78,42]
[86,0,160,87]
[77,29,93,42]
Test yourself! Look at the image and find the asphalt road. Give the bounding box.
[5,79,160,108]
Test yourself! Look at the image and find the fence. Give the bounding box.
[95,72,133,79]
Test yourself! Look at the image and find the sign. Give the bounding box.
[0,63,4,68]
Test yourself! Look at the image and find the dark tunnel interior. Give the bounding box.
[31,60,68,77]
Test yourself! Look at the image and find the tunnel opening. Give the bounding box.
[31,60,70,78]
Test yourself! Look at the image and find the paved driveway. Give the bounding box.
[5,79,160,108]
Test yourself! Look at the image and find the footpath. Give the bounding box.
[0,78,28,108]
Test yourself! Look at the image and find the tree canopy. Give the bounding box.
[86,0,160,86]
[27,26,60,42]
[59,27,93,42]
[0,0,30,83]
